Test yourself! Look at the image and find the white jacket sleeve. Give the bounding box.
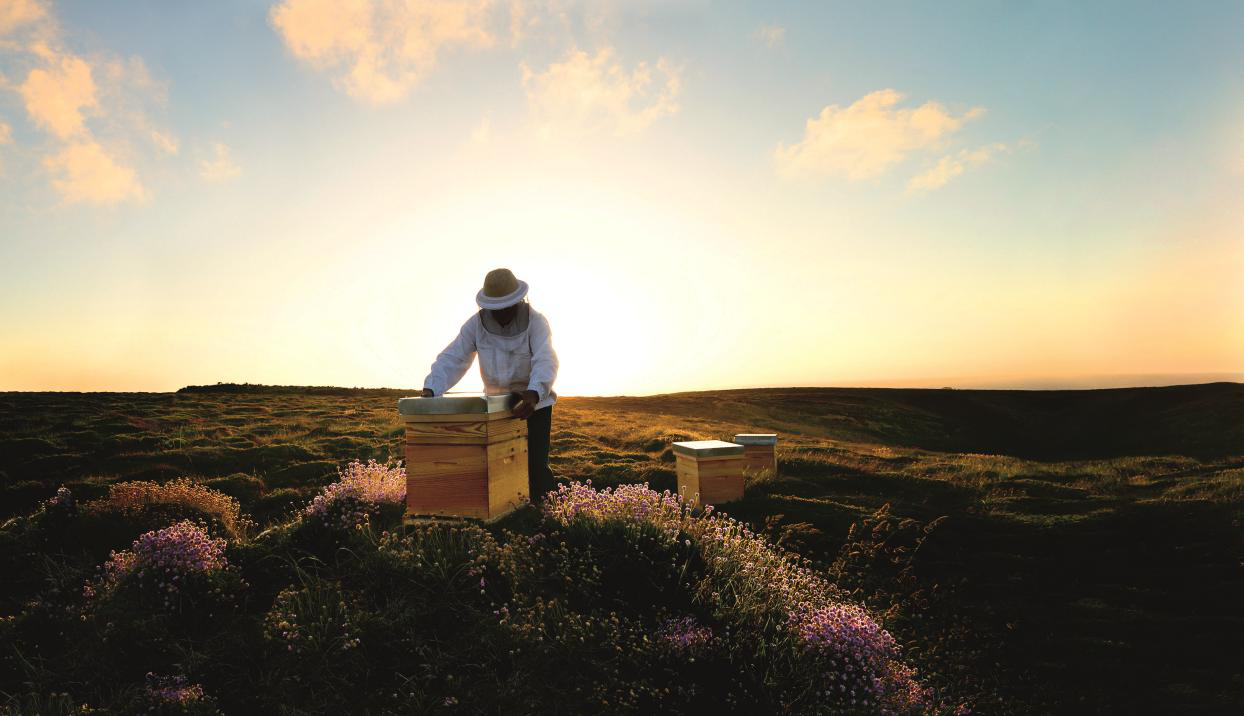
[526,311,558,402]
[423,316,478,396]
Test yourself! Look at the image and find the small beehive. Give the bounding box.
[399,394,528,521]
[672,440,745,506]
[733,433,778,474]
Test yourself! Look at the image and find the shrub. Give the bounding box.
[1,480,53,517]
[0,692,98,715]
[264,580,362,656]
[365,522,507,612]
[542,481,930,714]
[249,487,305,525]
[257,585,370,713]
[101,478,252,539]
[203,473,264,504]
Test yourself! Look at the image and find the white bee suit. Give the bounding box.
[422,304,559,410]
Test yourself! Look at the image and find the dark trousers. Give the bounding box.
[526,405,555,503]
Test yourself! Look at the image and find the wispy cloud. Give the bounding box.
[755,23,785,48]
[270,0,497,105]
[150,128,178,155]
[1,0,176,206]
[199,142,240,182]
[907,142,1010,193]
[0,0,46,37]
[521,47,680,138]
[0,118,11,175]
[775,89,984,182]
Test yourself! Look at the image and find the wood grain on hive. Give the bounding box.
[672,440,745,506]
[399,394,528,521]
[733,433,778,474]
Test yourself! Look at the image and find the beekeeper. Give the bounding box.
[420,268,560,501]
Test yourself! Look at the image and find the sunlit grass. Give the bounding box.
[0,385,1240,713]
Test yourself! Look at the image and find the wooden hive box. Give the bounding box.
[399,394,528,521]
[672,440,745,506]
[733,433,778,474]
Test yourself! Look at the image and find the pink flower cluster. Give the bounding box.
[87,520,227,601]
[790,601,906,710]
[542,481,927,712]
[542,480,685,538]
[145,672,205,706]
[658,616,713,652]
[43,485,75,511]
[305,459,406,528]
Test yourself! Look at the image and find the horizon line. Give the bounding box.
[3,372,1242,396]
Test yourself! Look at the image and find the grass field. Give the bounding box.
[1,383,1242,713]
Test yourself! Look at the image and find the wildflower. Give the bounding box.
[657,616,713,652]
[43,485,75,512]
[305,459,406,530]
[145,672,205,707]
[87,520,227,604]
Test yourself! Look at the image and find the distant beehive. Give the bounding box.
[733,433,777,474]
[672,440,745,506]
[399,395,528,521]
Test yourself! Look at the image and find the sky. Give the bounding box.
[1,0,1242,395]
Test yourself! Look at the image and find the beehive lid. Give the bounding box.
[733,433,778,446]
[672,440,744,457]
[398,393,514,415]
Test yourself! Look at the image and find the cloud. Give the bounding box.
[199,141,240,182]
[150,128,178,154]
[775,89,984,181]
[0,119,10,174]
[521,47,680,137]
[755,23,785,48]
[18,51,97,139]
[0,1,176,206]
[270,0,496,104]
[43,140,147,205]
[0,0,46,37]
[907,142,1011,193]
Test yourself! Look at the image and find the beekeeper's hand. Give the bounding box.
[511,390,539,419]
[420,388,434,398]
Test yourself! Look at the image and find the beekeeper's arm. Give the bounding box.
[422,317,478,397]
[526,311,558,403]
[511,310,558,418]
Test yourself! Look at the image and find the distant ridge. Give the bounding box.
[177,382,417,397]
[569,382,1244,460]
[179,380,1244,397]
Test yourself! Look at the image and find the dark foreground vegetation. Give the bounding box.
[1,383,1242,714]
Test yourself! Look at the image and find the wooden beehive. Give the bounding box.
[733,433,778,474]
[672,440,745,506]
[399,394,528,521]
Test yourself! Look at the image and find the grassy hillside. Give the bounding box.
[1,384,1241,713]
